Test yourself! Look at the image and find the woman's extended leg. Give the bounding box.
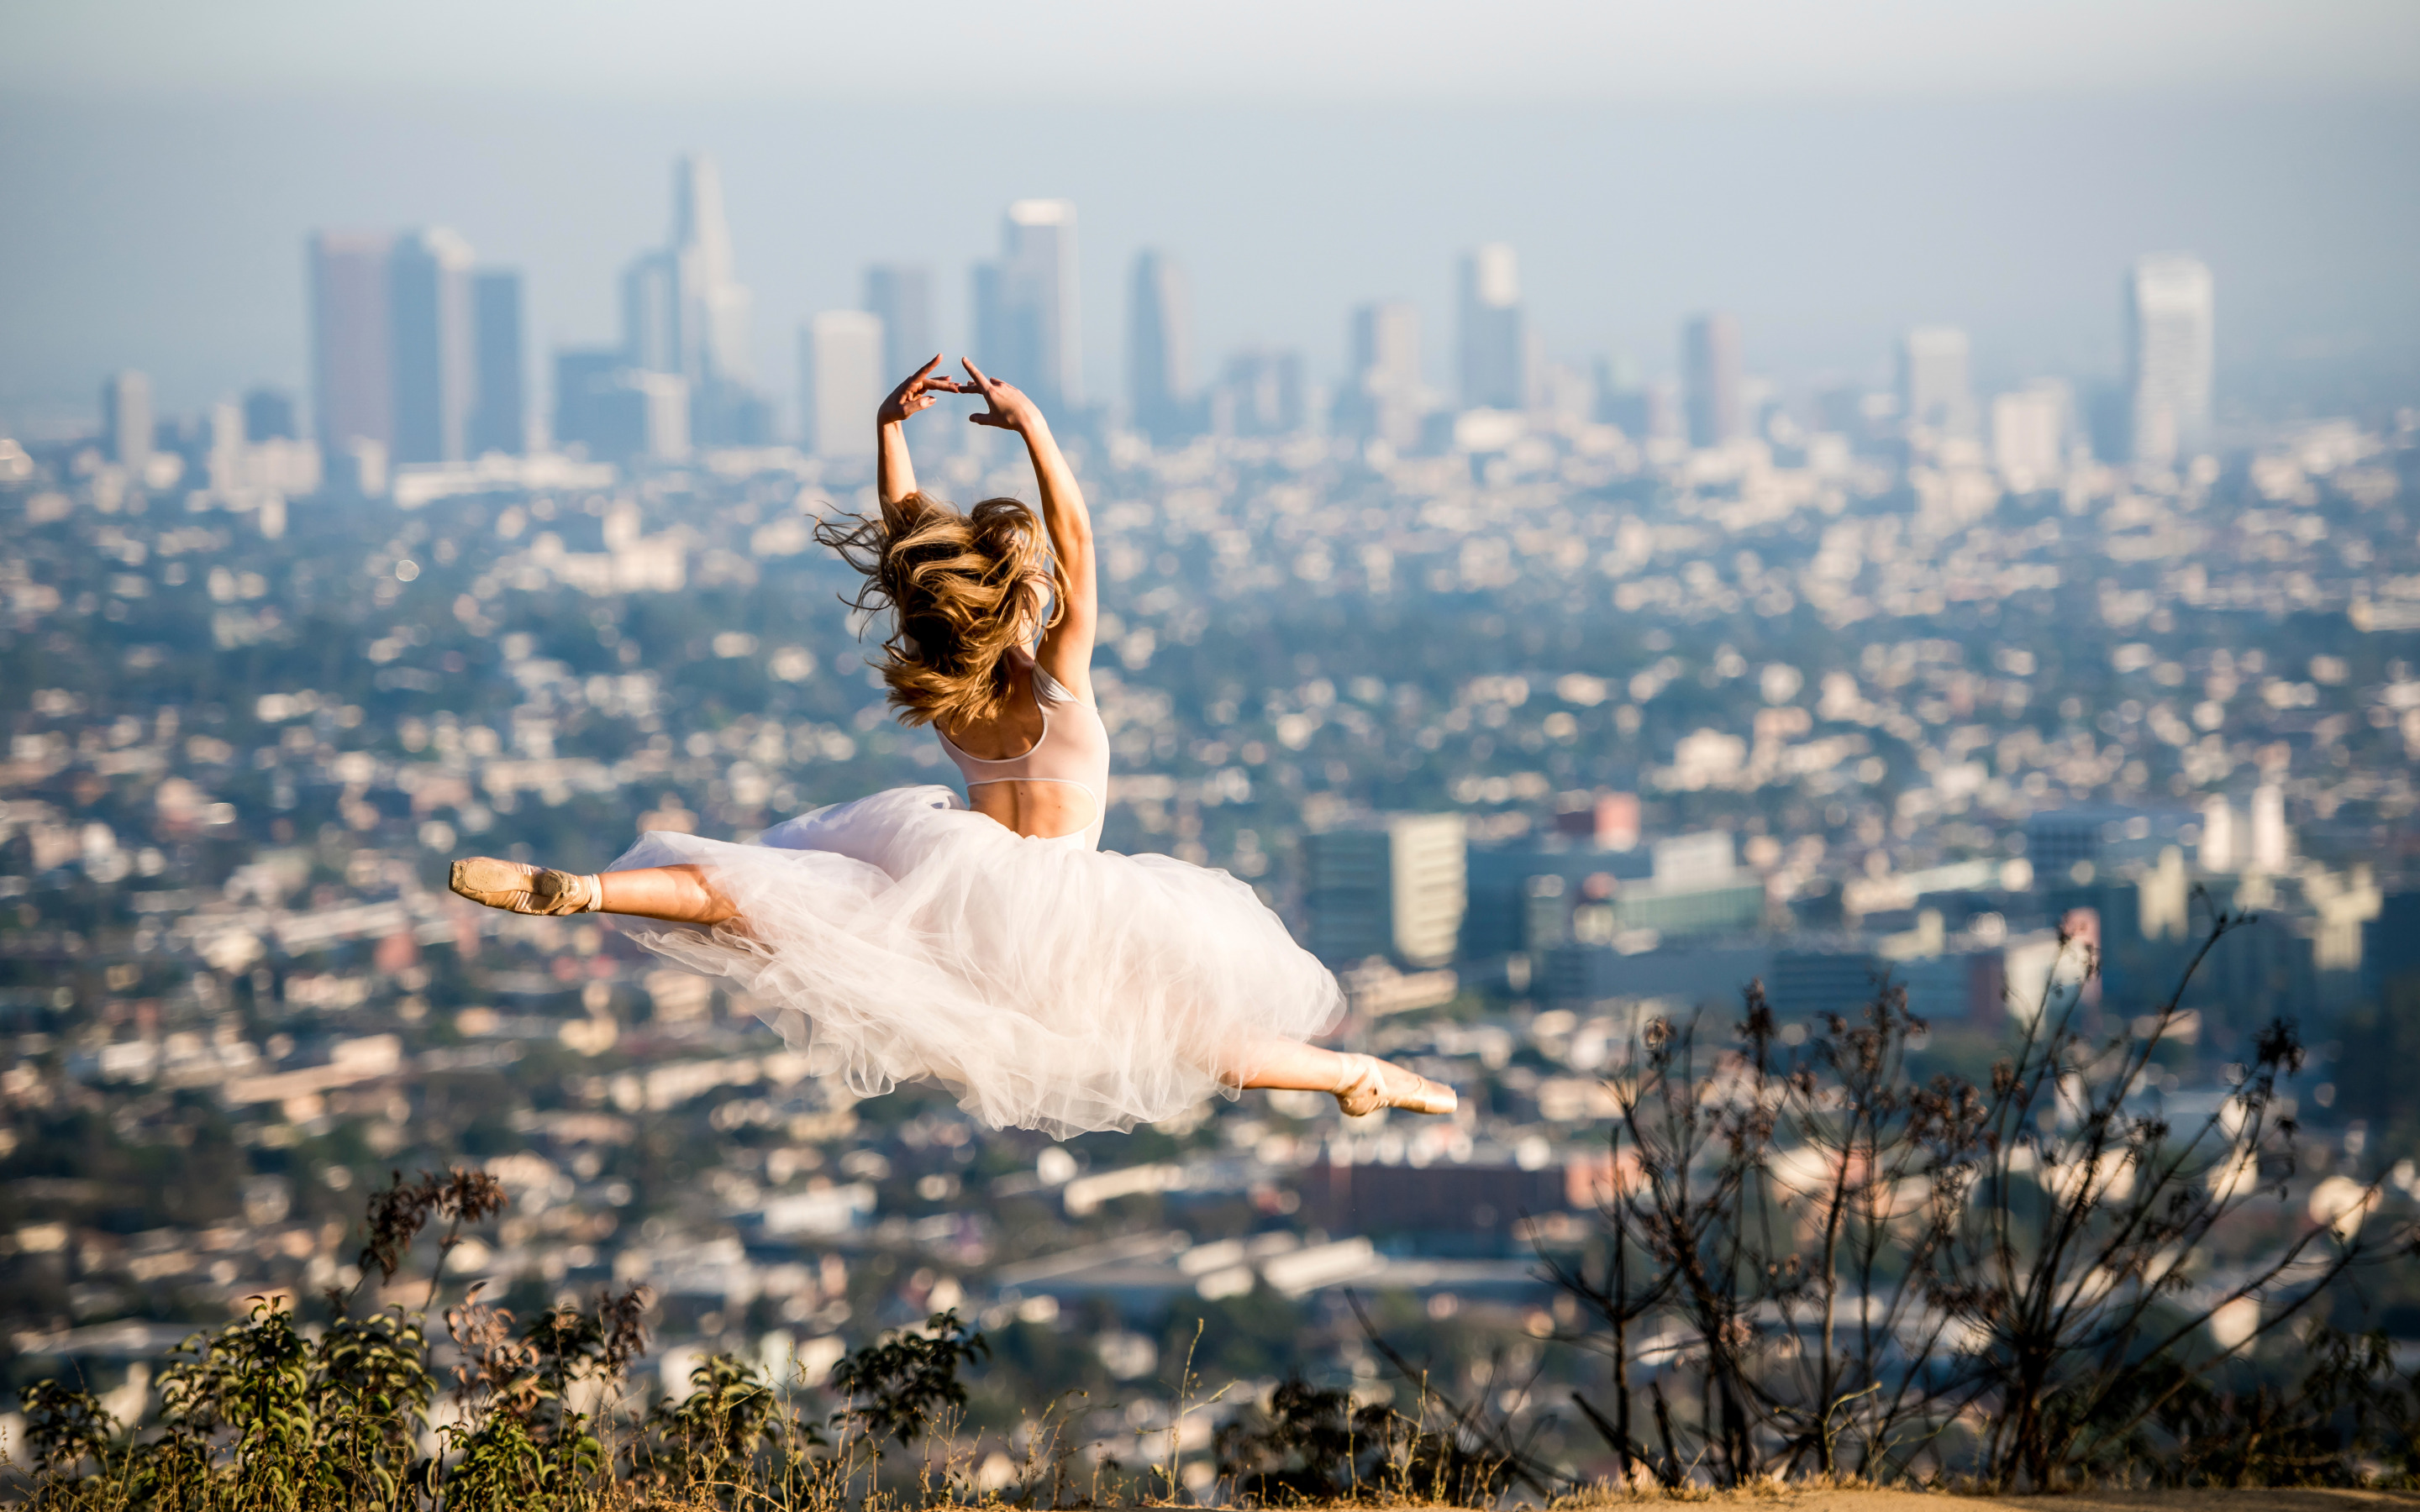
[450,858,739,925]
[1228,1037,1457,1116]
[597,866,738,924]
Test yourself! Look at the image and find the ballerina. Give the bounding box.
[449,356,1455,1137]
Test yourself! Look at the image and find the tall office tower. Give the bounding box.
[101,370,153,472]
[1337,300,1423,447]
[862,264,933,386]
[801,311,884,460]
[1683,311,1745,447]
[622,253,678,375]
[622,155,759,443]
[2199,794,2237,873]
[468,270,525,456]
[311,231,396,456]
[1126,249,1195,444]
[1456,244,1527,412]
[555,349,688,464]
[2249,782,2290,873]
[2126,253,2214,465]
[242,386,297,443]
[1991,381,2069,487]
[1898,326,1975,437]
[1211,349,1303,438]
[972,199,1080,412]
[387,228,476,465]
[670,153,752,386]
[1307,814,1468,969]
[553,349,623,458]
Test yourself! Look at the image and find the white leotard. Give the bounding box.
[933,654,1111,848]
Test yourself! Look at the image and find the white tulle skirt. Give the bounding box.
[607,785,1344,1137]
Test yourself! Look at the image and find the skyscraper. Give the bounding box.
[101,370,152,473]
[671,154,750,386]
[1898,326,1975,438]
[2126,253,2214,466]
[1991,381,2070,487]
[801,311,884,460]
[311,231,395,455]
[1683,312,1745,448]
[1306,814,1468,969]
[1212,349,1303,438]
[1456,244,1527,412]
[862,264,932,387]
[622,253,677,375]
[243,386,297,443]
[1339,301,1423,447]
[1127,249,1195,444]
[555,349,687,465]
[387,228,476,465]
[622,155,760,444]
[469,270,525,456]
[972,200,1079,412]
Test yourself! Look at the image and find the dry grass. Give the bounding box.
[1549,1488,2420,1509]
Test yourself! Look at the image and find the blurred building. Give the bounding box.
[313,228,521,466]
[974,199,1080,412]
[242,386,297,444]
[2125,253,2214,465]
[1683,311,1744,447]
[1307,814,1467,968]
[387,228,476,465]
[100,370,152,472]
[621,155,762,446]
[1898,325,1975,438]
[861,264,932,390]
[311,231,395,457]
[554,349,687,464]
[1126,249,1197,444]
[1991,381,2069,488]
[1303,1159,1570,1257]
[1456,244,1528,412]
[1210,348,1302,438]
[800,311,883,460]
[1337,301,1423,449]
[469,270,526,456]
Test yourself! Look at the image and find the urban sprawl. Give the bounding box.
[3,155,2417,1472]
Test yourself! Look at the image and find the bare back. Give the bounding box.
[934,655,1110,845]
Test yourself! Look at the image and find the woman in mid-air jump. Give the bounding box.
[450,358,1455,1136]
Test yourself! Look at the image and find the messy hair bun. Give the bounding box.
[813,491,1065,729]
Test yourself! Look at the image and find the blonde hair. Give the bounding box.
[813,491,1065,728]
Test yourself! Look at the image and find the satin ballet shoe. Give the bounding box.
[450,857,602,916]
[1331,1053,1458,1117]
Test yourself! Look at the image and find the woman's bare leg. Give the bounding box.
[1226,1037,1456,1115]
[1230,1037,1355,1092]
[597,865,739,925]
[451,858,740,926]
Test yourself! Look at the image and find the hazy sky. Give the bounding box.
[4,2,2417,430]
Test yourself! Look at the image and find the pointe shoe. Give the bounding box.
[450,857,601,916]
[1331,1053,1458,1117]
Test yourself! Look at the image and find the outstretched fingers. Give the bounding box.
[960,358,1018,428]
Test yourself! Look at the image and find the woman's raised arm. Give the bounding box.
[961,359,1097,701]
[875,355,959,507]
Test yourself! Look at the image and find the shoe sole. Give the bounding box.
[450,857,529,905]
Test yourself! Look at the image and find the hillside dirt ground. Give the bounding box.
[1551,1491,2420,1510]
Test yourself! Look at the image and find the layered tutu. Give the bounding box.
[608,785,1344,1136]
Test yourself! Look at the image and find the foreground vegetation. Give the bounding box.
[10,911,2420,1507]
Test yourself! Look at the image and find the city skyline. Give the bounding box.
[138,167,2228,475]
[5,88,2415,433]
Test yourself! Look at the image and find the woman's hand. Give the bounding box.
[877,355,965,428]
[960,359,1046,437]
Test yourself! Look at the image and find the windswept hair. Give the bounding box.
[813,491,1065,728]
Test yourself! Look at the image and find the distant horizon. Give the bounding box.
[4,87,2417,434]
